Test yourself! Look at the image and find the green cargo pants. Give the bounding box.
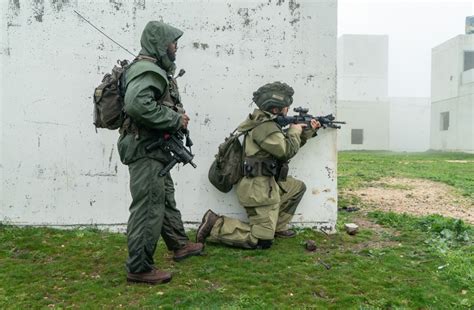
[208,177,306,249]
[126,157,188,273]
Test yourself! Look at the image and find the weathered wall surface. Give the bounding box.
[1,0,338,231]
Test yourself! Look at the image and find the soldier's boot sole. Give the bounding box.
[172,248,203,262]
[127,277,172,285]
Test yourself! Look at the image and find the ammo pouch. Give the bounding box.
[243,157,289,181]
[278,162,289,182]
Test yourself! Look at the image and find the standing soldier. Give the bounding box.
[118,21,203,285]
[196,82,320,249]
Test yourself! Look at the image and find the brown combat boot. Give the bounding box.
[274,229,297,238]
[127,268,172,285]
[173,242,204,262]
[195,209,219,243]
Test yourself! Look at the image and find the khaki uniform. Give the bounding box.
[208,109,316,248]
[118,22,189,273]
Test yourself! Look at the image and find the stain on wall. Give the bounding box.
[10,0,20,11]
[134,0,145,10]
[32,0,45,22]
[51,0,71,11]
[109,0,122,11]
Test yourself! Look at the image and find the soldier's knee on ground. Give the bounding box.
[257,239,273,249]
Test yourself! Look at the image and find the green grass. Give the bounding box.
[1,151,473,308]
[338,151,474,198]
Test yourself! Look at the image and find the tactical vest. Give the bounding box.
[120,56,184,138]
[243,119,289,181]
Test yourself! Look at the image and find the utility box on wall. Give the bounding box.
[1,0,338,232]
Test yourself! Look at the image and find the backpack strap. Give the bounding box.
[124,59,168,94]
[136,55,157,62]
[250,121,281,146]
[236,120,275,161]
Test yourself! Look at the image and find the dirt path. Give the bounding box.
[344,177,474,224]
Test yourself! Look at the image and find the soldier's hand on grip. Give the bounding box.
[181,114,190,129]
[310,119,321,129]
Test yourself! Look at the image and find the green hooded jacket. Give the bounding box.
[118,21,184,165]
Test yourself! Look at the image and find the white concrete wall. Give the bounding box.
[337,98,431,152]
[389,97,431,152]
[1,0,338,231]
[337,100,390,150]
[430,34,474,152]
[431,35,462,102]
[430,96,474,153]
[337,34,388,101]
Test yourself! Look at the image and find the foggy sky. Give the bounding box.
[338,0,474,98]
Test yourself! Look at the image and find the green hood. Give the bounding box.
[140,21,183,58]
[139,21,183,73]
[238,109,276,132]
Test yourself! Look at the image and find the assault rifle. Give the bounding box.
[145,129,197,176]
[275,107,346,129]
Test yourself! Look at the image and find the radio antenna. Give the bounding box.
[74,10,136,58]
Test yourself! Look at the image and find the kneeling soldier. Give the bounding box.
[196,82,320,249]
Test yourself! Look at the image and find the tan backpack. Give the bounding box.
[208,129,248,193]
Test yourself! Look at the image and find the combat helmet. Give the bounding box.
[252,82,294,112]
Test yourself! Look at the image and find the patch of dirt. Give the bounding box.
[350,216,399,236]
[347,177,474,224]
[349,240,400,252]
[348,215,401,251]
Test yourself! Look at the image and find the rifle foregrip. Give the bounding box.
[145,141,163,152]
[159,159,178,177]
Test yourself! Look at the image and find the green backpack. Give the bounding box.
[208,129,247,193]
[92,59,130,130]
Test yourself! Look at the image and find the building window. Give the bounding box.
[440,112,450,131]
[464,51,474,71]
[351,129,364,144]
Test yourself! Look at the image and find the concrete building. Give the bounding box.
[389,97,431,152]
[337,34,431,152]
[430,33,474,153]
[337,100,391,150]
[1,0,338,231]
[337,34,389,102]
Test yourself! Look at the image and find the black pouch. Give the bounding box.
[277,162,289,182]
[262,160,278,177]
[243,158,260,177]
